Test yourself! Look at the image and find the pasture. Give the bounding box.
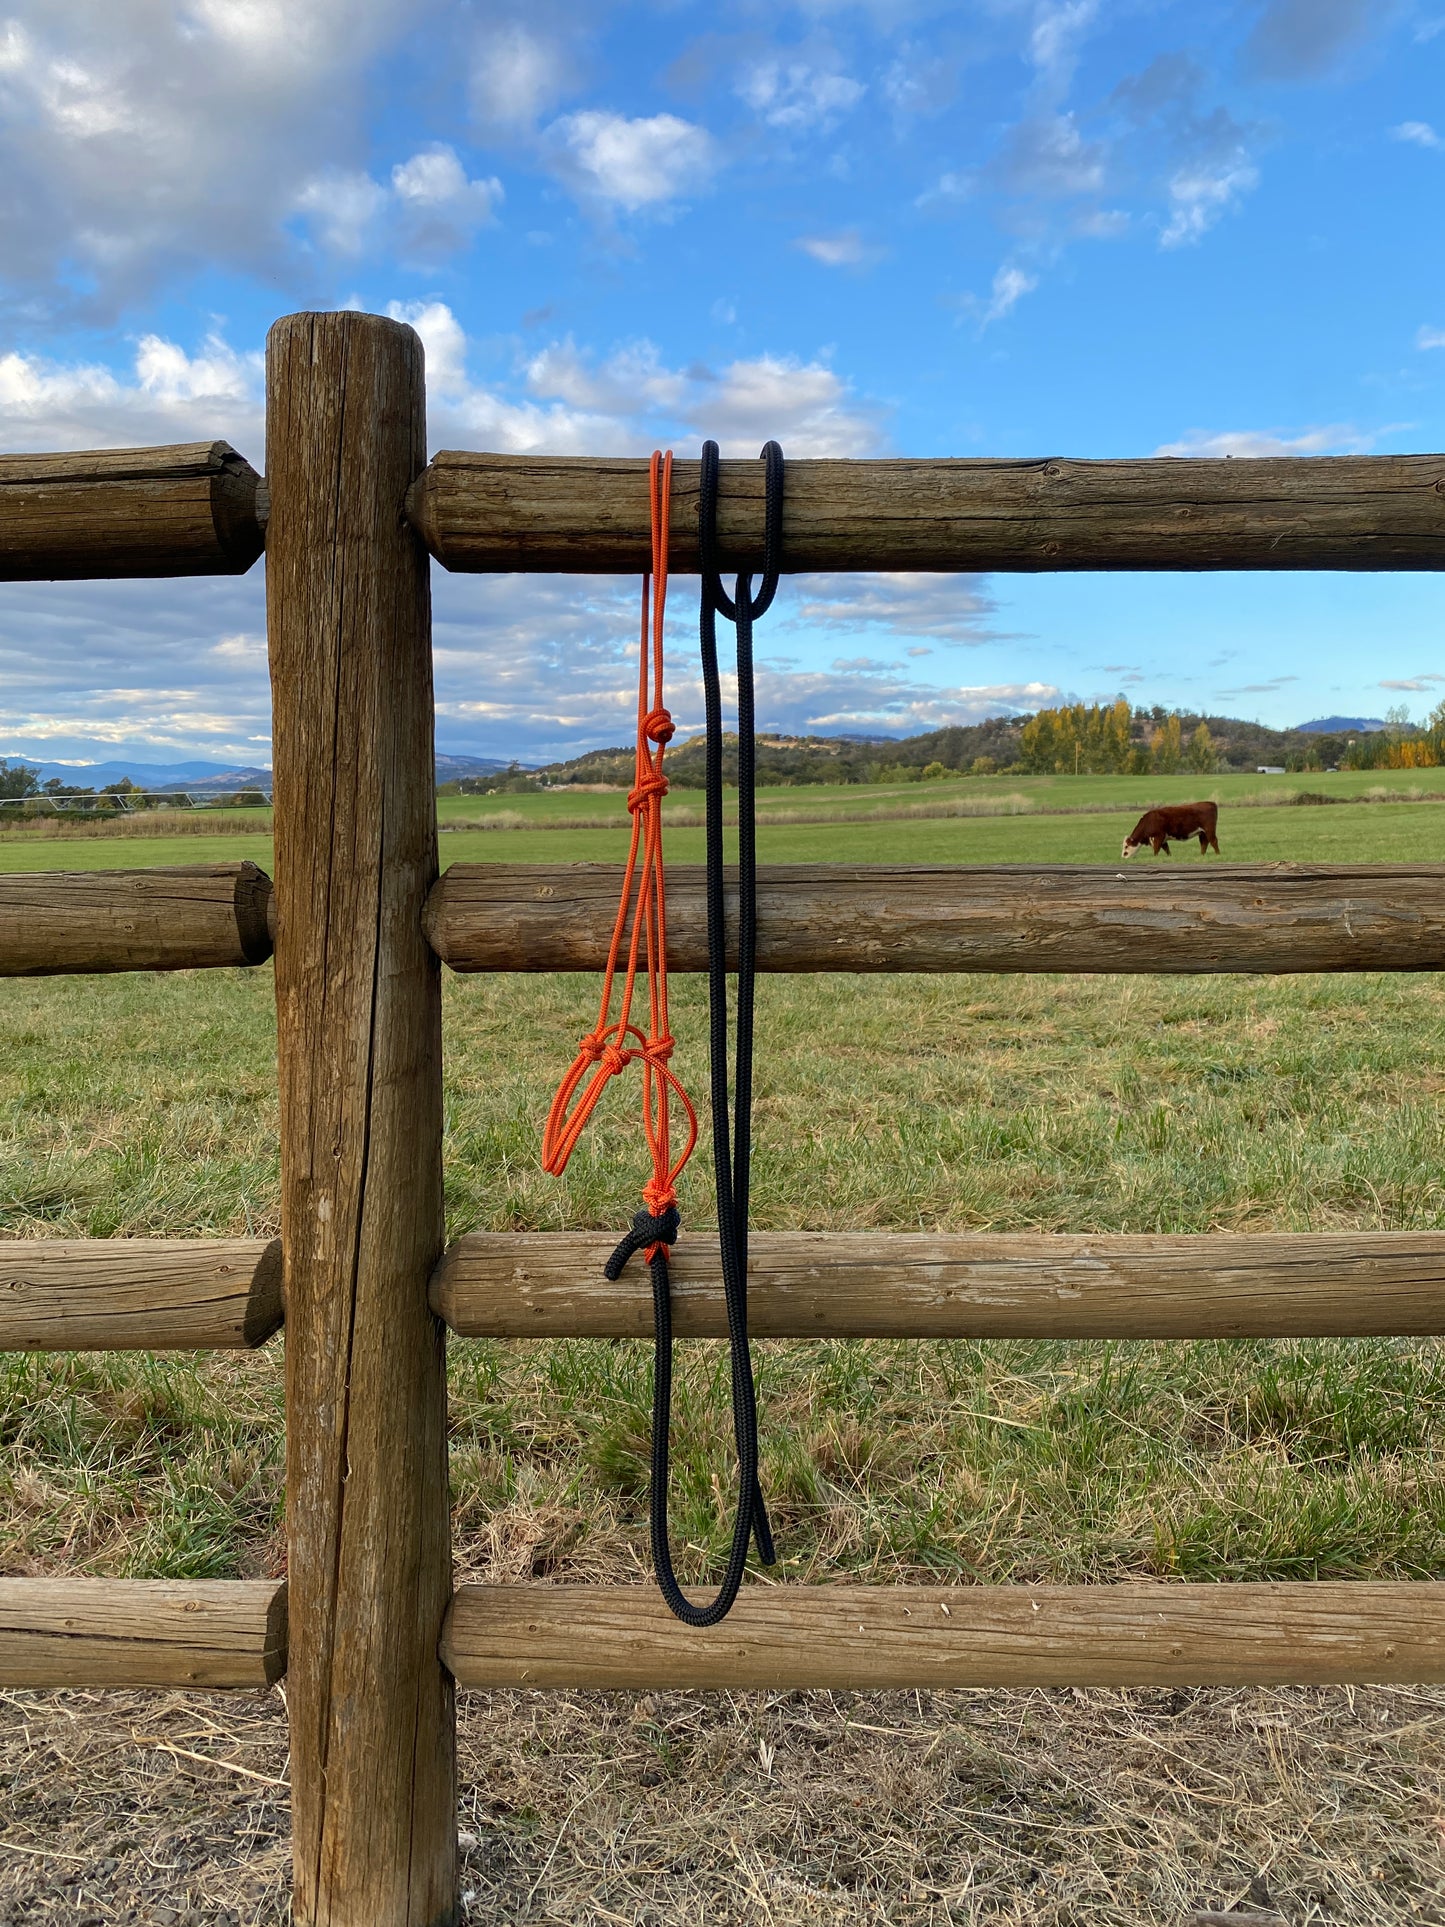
[4,792,1445,1922]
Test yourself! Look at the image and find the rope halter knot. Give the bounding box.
[643,706,675,745]
[627,768,669,814]
[604,1202,681,1278]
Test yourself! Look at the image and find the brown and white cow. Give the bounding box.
[1122,800,1220,858]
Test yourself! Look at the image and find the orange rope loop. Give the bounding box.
[540,450,696,1250]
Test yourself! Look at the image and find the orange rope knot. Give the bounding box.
[627,768,669,813]
[540,449,697,1252]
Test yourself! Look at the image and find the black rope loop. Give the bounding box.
[698,439,784,625]
[603,1205,680,1280]
[633,437,783,1628]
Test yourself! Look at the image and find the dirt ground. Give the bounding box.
[2,1678,1443,1925]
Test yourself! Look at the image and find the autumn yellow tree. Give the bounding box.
[1150,713,1182,773]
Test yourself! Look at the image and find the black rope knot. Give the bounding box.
[605,1204,681,1278]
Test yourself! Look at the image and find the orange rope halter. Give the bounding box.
[540,450,696,1253]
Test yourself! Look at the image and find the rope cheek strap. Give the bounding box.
[542,449,697,1254]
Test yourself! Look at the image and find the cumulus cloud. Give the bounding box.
[0,573,272,766]
[470,23,574,132]
[545,110,717,212]
[788,574,999,645]
[1153,424,1368,457]
[428,571,1049,762]
[0,331,262,453]
[737,59,864,133]
[1393,121,1443,149]
[1417,326,1445,350]
[390,147,502,257]
[295,145,501,261]
[293,169,389,255]
[0,0,420,314]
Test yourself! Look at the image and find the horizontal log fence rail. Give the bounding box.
[5,309,1445,1924]
[9,1224,1442,1358]
[426,860,1445,975]
[0,1579,287,1689]
[431,1230,1445,1341]
[0,1237,282,1351]
[407,449,1445,574]
[443,1582,1445,1691]
[0,442,265,581]
[0,862,274,975]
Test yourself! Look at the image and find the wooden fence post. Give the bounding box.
[266,311,456,1926]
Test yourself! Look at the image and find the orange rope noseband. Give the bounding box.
[540,450,696,1253]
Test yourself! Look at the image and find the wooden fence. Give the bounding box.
[2,307,1445,1925]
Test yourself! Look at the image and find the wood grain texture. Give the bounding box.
[431,1231,1445,1340]
[0,1237,283,1351]
[0,1579,287,1688]
[0,441,264,580]
[0,862,273,975]
[443,1582,1445,1690]
[408,451,1445,575]
[266,312,455,1927]
[426,862,1445,976]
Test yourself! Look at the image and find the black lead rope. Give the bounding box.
[611,437,783,1627]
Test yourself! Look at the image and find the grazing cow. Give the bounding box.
[1122,800,1220,859]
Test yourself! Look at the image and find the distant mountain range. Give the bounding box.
[0,752,513,793]
[1294,716,1386,735]
[9,759,275,793]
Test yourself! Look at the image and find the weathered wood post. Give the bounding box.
[265,312,456,1926]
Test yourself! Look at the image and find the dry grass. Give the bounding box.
[0,810,273,843]
[3,1680,1444,1923]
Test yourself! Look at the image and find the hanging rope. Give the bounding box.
[541,449,697,1254]
[542,440,784,1629]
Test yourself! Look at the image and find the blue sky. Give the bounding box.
[1,0,1443,768]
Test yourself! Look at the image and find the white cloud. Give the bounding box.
[386,300,470,396]
[699,356,882,457]
[294,146,501,261]
[738,60,864,133]
[293,168,389,254]
[976,263,1038,327]
[392,147,500,219]
[795,229,875,268]
[470,23,572,131]
[1417,326,1445,350]
[545,110,717,212]
[0,573,272,766]
[0,0,419,312]
[1379,675,1445,691]
[1029,1,1099,84]
[1153,424,1368,457]
[1392,120,1443,149]
[788,574,998,644]
[0,330,262,452]
[1160,153,1259,246]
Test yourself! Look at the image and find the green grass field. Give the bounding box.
[4,792,1445,1596]
[6,792,1445,1925]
